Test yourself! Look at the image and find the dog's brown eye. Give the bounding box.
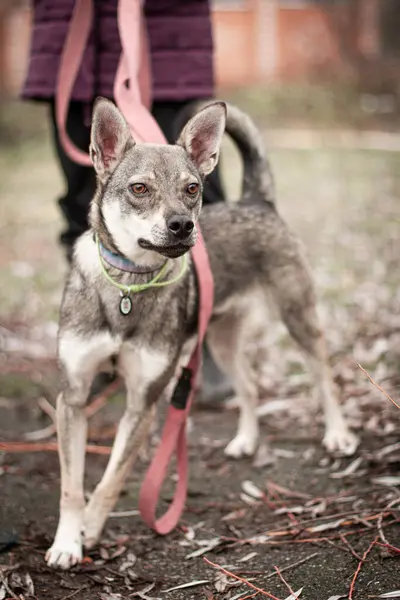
[187,183,199,196]
[130,183,147,195]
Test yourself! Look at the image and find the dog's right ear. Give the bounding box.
[90,98,134,181]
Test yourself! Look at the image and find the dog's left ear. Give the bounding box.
[177,102,226,176]
[90,98,134,181]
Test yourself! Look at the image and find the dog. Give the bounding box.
[46,98,358,569]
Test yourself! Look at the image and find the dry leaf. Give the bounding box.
[238,551,258,563]
[330,456,364,479]
[372,476,400,487]
[240,493,260,506]
[376,592,400,598]
[253,444,276,468]
[241,480,264,499]
[214,572,230,593]
[222,508,247,522]
[24,573,35,596]
[310,518,346,533]
[163,579,209,593]
[119,552,137,572]
[109,509,139,518]
[374,442,400,459]
[326,596,346,600]
[109,545,127,560]
[275,505,305,516]
[284,588,303,600]
[185,538,220,559]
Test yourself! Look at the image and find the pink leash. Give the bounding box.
[56,0,214,534]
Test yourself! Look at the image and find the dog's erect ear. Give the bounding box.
[90,98,133,180]
[177,102,226,176]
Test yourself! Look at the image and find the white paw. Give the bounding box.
[46,539,82,570]
[225,434,258,459]
[323,427,359,456]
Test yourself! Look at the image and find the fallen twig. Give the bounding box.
[265,553,319,580]
[0,441,111,455]
[273,566,296,597]
[266,481,311,501]
[60,587,87,600]
[377,498,400,546]
[358,364,400,410]
[37,396,56,420]
[348,537,377,600]
[376,541,400,555]
[22,379,122,442]
[24,422,57,441]
[203,557,281,600]
[86,379,122,417]
[339,535,363,561]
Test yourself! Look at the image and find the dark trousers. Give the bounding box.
[50,101,225,259]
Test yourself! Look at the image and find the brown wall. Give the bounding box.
[277,7,343,81]
[0,3,31,97]
[212,8,258,87]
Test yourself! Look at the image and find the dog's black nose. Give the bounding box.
[167,215,194,241]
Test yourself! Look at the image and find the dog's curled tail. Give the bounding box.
[224,103,275,205]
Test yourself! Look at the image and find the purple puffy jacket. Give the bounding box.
[22,0,215,103]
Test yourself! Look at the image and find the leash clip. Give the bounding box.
[170,367,193,410]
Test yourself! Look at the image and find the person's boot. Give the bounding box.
[197,344,233,405]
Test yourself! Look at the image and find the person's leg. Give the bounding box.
[152,101,226,205]
[49,101,97,262]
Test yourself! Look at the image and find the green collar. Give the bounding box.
[96,235,188,296]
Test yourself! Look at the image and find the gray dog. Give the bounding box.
[46,99,358,569]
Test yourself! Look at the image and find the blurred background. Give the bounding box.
[0,0,399,399]
[1,5,399,597]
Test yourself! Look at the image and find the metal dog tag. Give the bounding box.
[119,293,132,316]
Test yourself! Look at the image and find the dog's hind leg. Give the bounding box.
[270,262,359,456]
[83,344,173,549]
[207,312,260,459]
[46,331,119,570]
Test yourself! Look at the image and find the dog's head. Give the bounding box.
[89,98,226,262]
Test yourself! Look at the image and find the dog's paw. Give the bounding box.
[224,434,258,459]
[45,540,82,570]
[323,427,359,456]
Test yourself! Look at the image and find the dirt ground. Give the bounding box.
[0,103,399,600]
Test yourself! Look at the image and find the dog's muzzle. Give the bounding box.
[138,238,195,258]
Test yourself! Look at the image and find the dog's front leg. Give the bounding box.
[46,331,119,569]
[84,345,173,549]
[45,388,88,569]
